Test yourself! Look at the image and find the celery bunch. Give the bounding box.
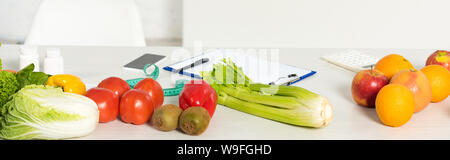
[201,59,333,128]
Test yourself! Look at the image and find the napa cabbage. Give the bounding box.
[0,85,99,140]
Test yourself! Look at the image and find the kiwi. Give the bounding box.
[179,107,211,135]
[151,104,183,131]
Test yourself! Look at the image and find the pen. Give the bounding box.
[174,58,210,73]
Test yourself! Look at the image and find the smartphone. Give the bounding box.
[123,53,166,71]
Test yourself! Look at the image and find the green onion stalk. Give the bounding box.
[201,59,333,128]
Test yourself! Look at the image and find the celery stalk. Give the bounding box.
[201,59,333,128]
[218,92,333,128]
[249,83,325,110]
[221,86,300,109]
[250,83,319,99]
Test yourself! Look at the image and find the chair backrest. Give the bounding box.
[25,0,146,46]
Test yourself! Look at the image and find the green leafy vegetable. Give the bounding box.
[201,59,333,128]
[0,71,19,107]
[0,85,99,140]
[15,64,50,89]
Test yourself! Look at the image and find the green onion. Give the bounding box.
[201,59,333,128]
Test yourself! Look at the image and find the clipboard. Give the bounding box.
[163,49,316,85]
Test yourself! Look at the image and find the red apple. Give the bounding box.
[426,50,450,71]
[351,69,389,108]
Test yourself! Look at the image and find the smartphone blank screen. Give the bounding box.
[123,53,166,70]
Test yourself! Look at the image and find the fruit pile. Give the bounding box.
[351,51,450,127]
[85,77,217,136]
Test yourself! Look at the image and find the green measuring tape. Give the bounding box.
[126,64,188,96]
[164,79,189,96]
[126,64,159,87]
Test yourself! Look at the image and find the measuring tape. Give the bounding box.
[164,79,189,96]
[126,64,188,96]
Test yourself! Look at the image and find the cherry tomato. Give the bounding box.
[98,77,131,98]
[86,87,119,123]
[119,89,154,125]
[134,78,164,108]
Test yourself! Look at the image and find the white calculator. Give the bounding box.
[322,50,380,72]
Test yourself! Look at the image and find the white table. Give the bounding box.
[1,44,448,140]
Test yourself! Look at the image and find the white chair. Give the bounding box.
[25,0,146,46]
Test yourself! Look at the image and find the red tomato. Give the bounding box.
[86,87,119,123]
[133,78,164,108]
[119,89,154,125]
[98,77,131,98]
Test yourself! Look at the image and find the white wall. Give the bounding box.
[184,0,450,49]
[0,0,182,44]
[137,0,182,42]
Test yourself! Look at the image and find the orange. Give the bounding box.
[374,54,415,80]
[420,65,450,102]
[390,70,432,112]
[375,84,415,127]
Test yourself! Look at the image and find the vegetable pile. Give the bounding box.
[87,77,164,124]
[0,56,334,139]
[201,59,333,128]
[0,63,100,140]
[88,76,215,135]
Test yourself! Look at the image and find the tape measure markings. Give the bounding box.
[126,64,188,96]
